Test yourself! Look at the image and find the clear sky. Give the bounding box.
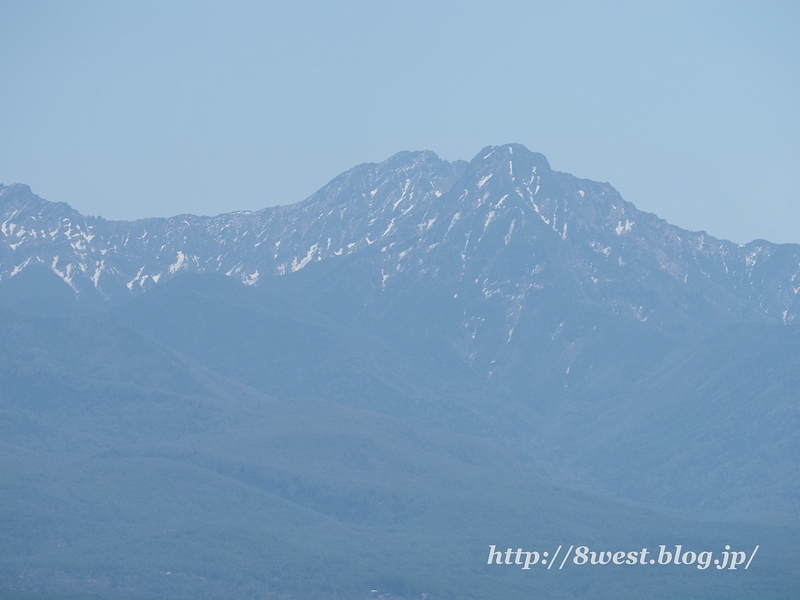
[1,1,798,244]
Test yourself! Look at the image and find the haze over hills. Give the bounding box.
[1,145,799,599]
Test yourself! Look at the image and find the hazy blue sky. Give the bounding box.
[1,1,798,243]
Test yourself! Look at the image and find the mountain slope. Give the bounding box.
[1,307,797,600]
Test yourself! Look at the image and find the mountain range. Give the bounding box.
[3,145,799,324]
[1,144,798,599]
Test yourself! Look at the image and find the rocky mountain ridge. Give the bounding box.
[2,144,799,338]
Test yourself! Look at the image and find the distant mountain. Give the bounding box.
[2,145,799,598]
[3,144,799,510]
